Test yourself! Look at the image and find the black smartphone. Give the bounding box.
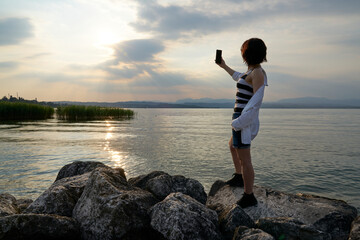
[215,49,222,64]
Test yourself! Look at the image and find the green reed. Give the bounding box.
[0,102,55,121]
[56,105,134,120]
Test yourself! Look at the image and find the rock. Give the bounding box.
[129,171,207,204]
[73,167,160,240]
[233,226,275,240]
[313,210,357,240]
[257,217,330,239]
[24,172,92,217]
[349,216,360,240]
[0,193,18,216]
[128,171,168,188]
[209,180,227,197]
[0,214,80,240]
[206,181,358,240]
[149,192,222,240]
[217,204,256,240]
[15,198,33,213]
[55,160,116,181]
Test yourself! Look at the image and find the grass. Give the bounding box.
[0,102,55,121]
[56,105,134,120]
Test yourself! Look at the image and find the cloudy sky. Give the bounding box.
[1,0,359,102]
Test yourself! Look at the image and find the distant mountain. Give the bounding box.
[176,98,233,104]
[53,97,360,109]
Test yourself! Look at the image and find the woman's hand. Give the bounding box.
[215,57,226,68]
[216,57,235,77]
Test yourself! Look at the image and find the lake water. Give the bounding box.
[0,108,359,211]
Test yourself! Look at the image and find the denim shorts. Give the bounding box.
[232,112,251,149]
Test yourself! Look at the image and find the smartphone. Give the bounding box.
[215,49,222,64]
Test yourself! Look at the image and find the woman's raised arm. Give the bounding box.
[216,57,235,77]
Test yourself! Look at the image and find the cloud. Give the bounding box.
[0,18,34,46]
[130,2,230,39]
[97,39,164,80]
[128,0,360,42]
[25,52,52,59]
[95,37,191,95]
[100,64,145,80]
[298,0,360,15]
[112,39,164,63]
[13,71,98,84]
[0,61,19,69]
[129,67,189,87]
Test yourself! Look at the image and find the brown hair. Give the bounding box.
[241,38,267,65]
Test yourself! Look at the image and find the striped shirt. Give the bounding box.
[233,71,253,113]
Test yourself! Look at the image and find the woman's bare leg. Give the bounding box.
[235,148,254,194]
[229,137,242,174]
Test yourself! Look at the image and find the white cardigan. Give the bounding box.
[231,71,268,144]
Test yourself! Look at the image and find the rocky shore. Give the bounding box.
[0,161,359,240]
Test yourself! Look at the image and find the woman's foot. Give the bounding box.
[237,192,257,208]
[225,173,244,187]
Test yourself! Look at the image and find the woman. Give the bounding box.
[216,38,268,208]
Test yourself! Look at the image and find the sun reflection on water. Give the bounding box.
[104,121,128,169]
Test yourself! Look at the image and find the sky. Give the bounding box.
[0,0,359,102]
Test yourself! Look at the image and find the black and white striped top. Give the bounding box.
[233,71,253,113]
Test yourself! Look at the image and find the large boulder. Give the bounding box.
[25,161,125,217]
[257,217,330,239]
[233,226,275,240]
[129,171,207,204]
[0,214,80,240]
[0,193,19,216]
[349,216,360,240]
[128,171,167,189]
[73,167,160,240]
[24,172,92,217]
[216,204,256,240]
[55,160,113,181]
[149,192,222,240]
[207,181,358,240]
[15,198,33,213]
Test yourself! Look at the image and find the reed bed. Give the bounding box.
[56,105,134,120]
[0,102,55,120]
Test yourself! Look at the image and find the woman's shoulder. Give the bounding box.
[248,67,265,86]
[251,67,267,81]
[252,67,266,76]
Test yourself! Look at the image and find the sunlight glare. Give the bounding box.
[95,30,121,46]
[109,150,128,168]
[103,120,128,169]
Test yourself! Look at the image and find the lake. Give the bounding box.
[0,108,359,211]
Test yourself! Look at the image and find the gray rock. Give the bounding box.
[313,210,356,240]
[129,171,207,204]
[128,171,168,188]
[25,172,92,217]
[55,160,114,181]
[217,204,256,240]
[233,226,275,240]
[257,217,330,240]
[209,180,227,197]
[0,214,80,240]
[0,193,18,216]
[149,192,222,240]
[73,167,160,240]
[15,198,33,213]
[206,181,357,240]
[349,216,360,240]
